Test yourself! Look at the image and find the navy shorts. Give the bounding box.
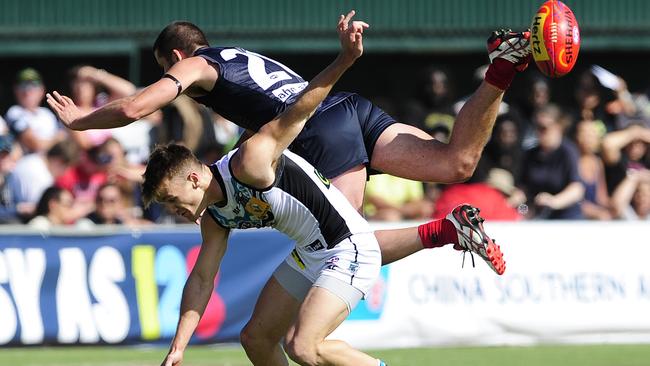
[289,93,396,179]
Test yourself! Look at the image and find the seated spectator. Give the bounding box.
[154,96,223,162]
[66,65,137,149]
[432,166,523,221]
[111,111,158,165]
[0,135,23,223]
[7,141,77,219]
[573,70,617,131]
[602,123,650,194]
[483,113,524,181]
[96,138,148,219]
[574,119,612,220]
[56,144,109,208]
[28,186,75,229]
[519,105,585,219]
[401,67,456,133]
[611,169,650,220]
[4,68,65,154]
[364,175,432,221]
[514,76,552,150]
[85,183,123,224]
[82,183,147,225]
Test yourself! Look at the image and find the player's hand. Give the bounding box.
[161,348,184,366]
[337,10,369,64]
[46,91,85,130]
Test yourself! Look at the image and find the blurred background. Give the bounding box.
[1,1,649,365]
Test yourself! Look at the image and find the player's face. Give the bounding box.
[158,176,204,224]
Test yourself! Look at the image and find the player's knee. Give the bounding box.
[240,322,273,352]
[284,336,319,366]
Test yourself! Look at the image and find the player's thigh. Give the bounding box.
[245,273,301,342]
[286,285,351,346]
[330,164,367,212]
[371,122,451,181]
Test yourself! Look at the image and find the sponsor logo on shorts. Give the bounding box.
[304,239,325,253]
[291,249,306,270]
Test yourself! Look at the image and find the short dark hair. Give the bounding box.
[47,141,78,165]
[142,143,201,208]
[34,186,66,217]
[153,21,209,59]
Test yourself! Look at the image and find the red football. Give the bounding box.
[530,0,580,77]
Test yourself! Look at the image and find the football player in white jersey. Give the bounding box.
[146,14,387,366]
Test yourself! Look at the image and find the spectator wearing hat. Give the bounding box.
[4,68,65,154]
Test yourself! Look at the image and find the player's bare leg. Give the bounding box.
[284,286,379,366]
[240,276,300,366]
[371,30,531,185]
[372,30,530,265]
[372,81,505,183]
[328,160,505,270]
[329,164,367,211]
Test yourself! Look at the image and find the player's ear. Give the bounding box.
[188,171,200,189]
[171,49,185,63]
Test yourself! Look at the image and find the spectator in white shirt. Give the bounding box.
[4,68,65,154]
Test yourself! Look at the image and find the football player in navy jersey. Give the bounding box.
[46,10,524,269]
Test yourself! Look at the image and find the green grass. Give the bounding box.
[2,344,650,366]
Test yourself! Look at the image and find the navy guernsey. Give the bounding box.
[192,46,351,132]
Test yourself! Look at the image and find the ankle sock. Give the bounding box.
[417,218,459,249]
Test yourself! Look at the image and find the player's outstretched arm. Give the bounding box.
[46,57,214,131]
[161,218,228,366]
[233,10,367,188]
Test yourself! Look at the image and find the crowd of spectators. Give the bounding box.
[364,65,650,222]
[0,62,648,229]
[0,66,239,228]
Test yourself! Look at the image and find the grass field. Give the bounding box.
[2,344,650,366]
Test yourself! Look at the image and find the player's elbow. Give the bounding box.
[121,100,146,121]
[447,153,479,183]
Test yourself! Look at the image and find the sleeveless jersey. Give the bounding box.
[192,46,351,132]
[205,149,370,249]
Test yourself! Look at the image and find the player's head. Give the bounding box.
[153,21,209,72]
[142,143,208,222]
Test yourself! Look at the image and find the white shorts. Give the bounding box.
[273,232,381,312]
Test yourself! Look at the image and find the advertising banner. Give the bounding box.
[0,227,293,345]
[331,222,650,348]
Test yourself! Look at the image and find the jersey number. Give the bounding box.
[220,49,307,102]
[220,49,296,90]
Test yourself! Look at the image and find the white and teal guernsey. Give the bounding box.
[205,149,371,250]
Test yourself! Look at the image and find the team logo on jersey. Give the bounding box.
[245,196,271,220]
[314,169,331,189]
